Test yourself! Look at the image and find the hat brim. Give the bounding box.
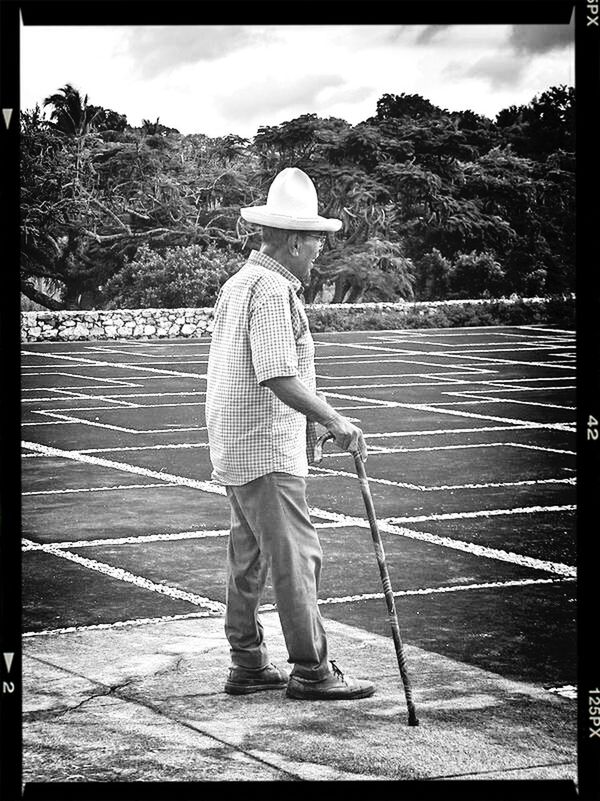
[240,206,342,232]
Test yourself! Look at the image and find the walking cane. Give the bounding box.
[314,432,419,726]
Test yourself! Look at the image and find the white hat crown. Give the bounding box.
[267,168,319,217]
[240,167,342,232]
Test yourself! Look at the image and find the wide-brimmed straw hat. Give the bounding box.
[240,167,342,232]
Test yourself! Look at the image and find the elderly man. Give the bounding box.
[206,167,375,701]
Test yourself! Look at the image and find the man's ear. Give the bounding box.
[288,232,300,256]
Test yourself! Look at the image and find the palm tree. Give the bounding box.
[43,83,99,136]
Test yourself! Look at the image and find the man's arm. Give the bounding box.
[262,375,368,461]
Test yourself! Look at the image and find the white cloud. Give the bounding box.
[20,23,574,138]
[449,55,527,91]
[122,26,277,78]
[508,23,574,55]
[216,74,346,118]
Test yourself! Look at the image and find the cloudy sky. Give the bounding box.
[20,22,574,138]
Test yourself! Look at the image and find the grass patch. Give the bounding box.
[306,296,575,332]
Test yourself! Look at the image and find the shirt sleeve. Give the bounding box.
[249,290,299,385]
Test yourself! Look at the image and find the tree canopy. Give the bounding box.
[21,84,575,310]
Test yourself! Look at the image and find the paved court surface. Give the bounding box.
[20,324,578,789]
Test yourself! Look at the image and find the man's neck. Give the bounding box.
[259,244,303,282]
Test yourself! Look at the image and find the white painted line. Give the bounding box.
[339,442,576,457]
[63,440,523,458]
[50,388,140,408]
[23,611,217,638]
[546,685,577,699]
[21,578,576,639]
[317,372,490,383]
[362,425,534,438]
[324,342,575,370]
[507,442,575,456]
[21,441,226,496]
[84,346,206,359]
[21,350,202,379]
[519,325,575,334]
[22,538,225,613]
[28,411,139,434]
[83,341,212,350]
[91,360,209,367]
[325,393,574,433]
[424,345,572,354]
[21,442,575,576]
[23,373,188,383]
[390,401,574,432]
[33,399,205,411]
[309,507,576,577]
[446,383,575,394]
[485,377,574,384]
[424,400,542,407]
[423,477,575,491]
[443,391,575,411]
[24,393,143,402]
[319,339,576,369]
[53,391,203,400]
[309,464,575,492]
[365,325,573,337]
[21,371,142,387]
[22,523,348,551]
[22,529,230,549]
[77,443,209,454]
[421,349,576,371]
[25,411,206,435]
[257,576,576,612]
[309,465,426,491]
[21,419,74,426]
[22,482,181,496]
[320,379,476,388]
[324,380,498,390]
[325,390,398,408]
[384,504,575,524]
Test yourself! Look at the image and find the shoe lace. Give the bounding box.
[330,660,346,683]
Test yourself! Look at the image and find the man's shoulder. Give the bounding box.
[229,262,292,298]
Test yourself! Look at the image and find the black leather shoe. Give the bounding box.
[286,661,375,700]
[224,663,289,695]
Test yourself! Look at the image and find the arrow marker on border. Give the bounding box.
[3,653,14,672]
[2,109,13,129]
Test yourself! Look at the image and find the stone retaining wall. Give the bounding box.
[21,307,215,342]
[21,298,550,342]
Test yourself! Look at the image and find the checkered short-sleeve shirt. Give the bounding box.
[206,250,316,485]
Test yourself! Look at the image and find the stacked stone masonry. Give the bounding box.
[21,299,548,342]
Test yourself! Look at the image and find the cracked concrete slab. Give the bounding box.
[23,694,288,783]
[23,612,577,785]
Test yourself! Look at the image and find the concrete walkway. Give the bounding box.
[22,612,576,785]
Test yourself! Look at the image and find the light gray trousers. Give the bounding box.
[225,472,329,680]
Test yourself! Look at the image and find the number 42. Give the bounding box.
[588,415,599,441]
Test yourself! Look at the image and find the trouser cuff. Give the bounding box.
[290,664,331,682]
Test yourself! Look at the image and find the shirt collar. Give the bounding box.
[248,250,303,295]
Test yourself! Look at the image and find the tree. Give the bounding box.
[528,85,575,156]
[87,105,128,132]
[102,243,241,308]
[448,251,506,299]
[20,106,88,308]
[373,92,444,121]
[308,238,415,303]
[496,85,575,159]
[43,83,99,136]
[22,82,575,309]
[414,249,452,301]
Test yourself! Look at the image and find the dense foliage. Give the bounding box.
[21,83,575,310]
[102,244,240,309]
